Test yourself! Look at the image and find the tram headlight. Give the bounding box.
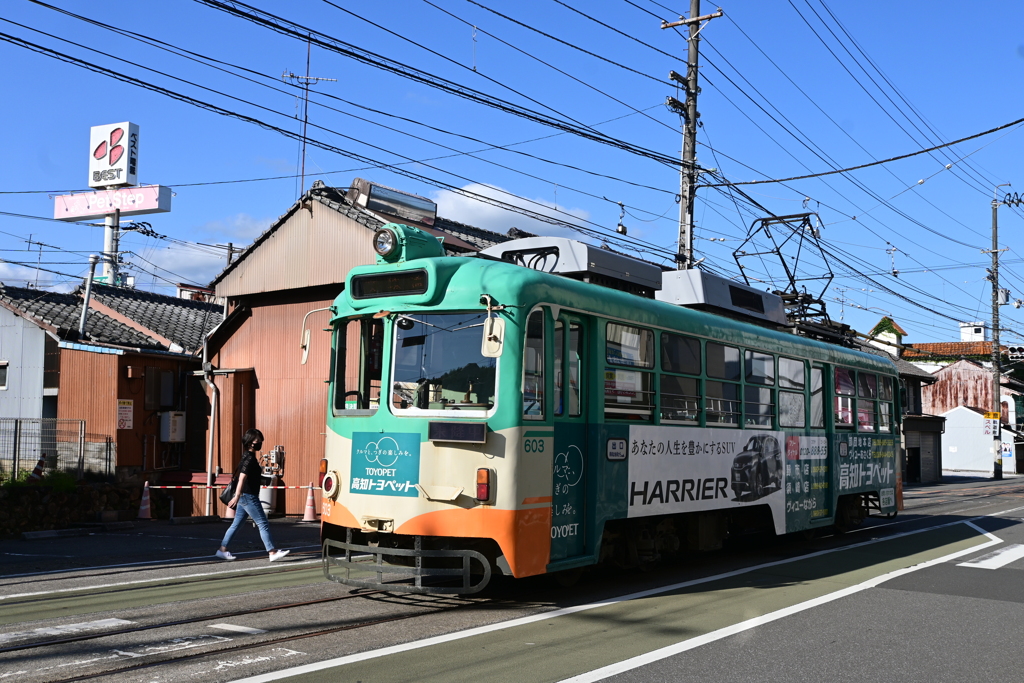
[372,228,398,258]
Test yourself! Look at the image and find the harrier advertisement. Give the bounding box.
[626,426,787,534]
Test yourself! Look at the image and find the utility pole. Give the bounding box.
[662,2,722,269]
[283,38,336,199]
[990,184,1023,479]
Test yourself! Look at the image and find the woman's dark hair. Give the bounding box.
[242,428,264,451]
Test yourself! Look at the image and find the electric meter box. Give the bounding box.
[160,411,186,443]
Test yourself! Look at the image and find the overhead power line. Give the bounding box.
[702,116,1024,188]
[0,30,677,260]
[192,0,684,169]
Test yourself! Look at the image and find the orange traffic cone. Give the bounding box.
[137,481,152,520]
[26,455,46,483]
[299,482,318,523]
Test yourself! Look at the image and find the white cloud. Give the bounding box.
[431,183,591,240]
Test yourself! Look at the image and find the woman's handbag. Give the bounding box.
[219,477,237,505]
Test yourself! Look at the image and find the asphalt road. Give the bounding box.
[1,478,1023,683]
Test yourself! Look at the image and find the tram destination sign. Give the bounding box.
[53,185,172,222]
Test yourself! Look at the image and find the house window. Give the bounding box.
[0,361,8,390]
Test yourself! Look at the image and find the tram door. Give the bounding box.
[551,316,588,561]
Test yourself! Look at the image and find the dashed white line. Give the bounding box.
[0,618,134,645]
[209,624,268,635]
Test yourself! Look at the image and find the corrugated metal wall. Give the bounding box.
[57,349,118,436]
[922,361,994,417]
[217,202,376,298]
[210,294,338,514]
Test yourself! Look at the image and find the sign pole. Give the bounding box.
[102,209,120,283]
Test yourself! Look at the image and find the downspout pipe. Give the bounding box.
[202,299,229,517]
[77,255,99,338]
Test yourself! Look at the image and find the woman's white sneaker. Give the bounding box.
[269,549,290,562]
[215,550,236,561]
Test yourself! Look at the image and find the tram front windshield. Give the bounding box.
[391,312,496,414]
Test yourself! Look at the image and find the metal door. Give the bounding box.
[551,315,588,561]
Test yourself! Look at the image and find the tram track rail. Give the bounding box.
[0,588,390,654]
[25,593,484,683]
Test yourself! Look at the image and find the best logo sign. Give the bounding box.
[88,122,139,188]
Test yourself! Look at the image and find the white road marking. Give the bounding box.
[559,523,1003,683]
[209,624,268,635]
[0,618,134,644]
[957,542,1024,569]
[0,560,321,601]
[228,515,1002,683]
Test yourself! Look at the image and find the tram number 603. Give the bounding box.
[524,438,546,453]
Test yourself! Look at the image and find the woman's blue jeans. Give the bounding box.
[220,493,275,552]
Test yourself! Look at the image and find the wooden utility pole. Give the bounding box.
[662,2,722,269]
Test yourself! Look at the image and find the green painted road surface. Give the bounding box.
[0,563,325,625]
[266,524,986,683]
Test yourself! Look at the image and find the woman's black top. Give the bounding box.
[237,451,263,496]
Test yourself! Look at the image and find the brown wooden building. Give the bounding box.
[201,179,519,515]
[0,284,221,484]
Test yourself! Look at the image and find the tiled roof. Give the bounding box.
[0,285,161,348]
[855,342,935,381]
[434,216,524,251]
[85,283,223,354]
[903,341,1002,359]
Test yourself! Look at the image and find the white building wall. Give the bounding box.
[941,405,1015,474]
[0,308,45,419]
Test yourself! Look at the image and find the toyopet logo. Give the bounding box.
[88,122,139,188]
[356,436,413,475]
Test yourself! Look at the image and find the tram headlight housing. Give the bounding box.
[372,228,398,259]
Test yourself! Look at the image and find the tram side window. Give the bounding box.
[879,376,894,433]
[333,318,383,414]
[569,323,583,417]
[707,343,740,426]
[660,333,701,424]
[834,368,855,427]
[858,372,878,432]
[744,350,775,428]
[523,311,545,418]
[810,367,824,428]
[779,357,806,428]
[604,323,654,421]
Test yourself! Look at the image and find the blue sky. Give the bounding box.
[1,0,1022,344]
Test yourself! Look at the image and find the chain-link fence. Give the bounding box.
[0,419,113,481]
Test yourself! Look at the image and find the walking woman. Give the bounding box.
[216,428,290,562]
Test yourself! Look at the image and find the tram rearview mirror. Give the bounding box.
[481,317,505,358]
